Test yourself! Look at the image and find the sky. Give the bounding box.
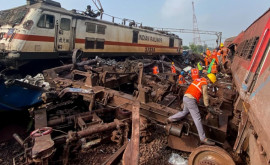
[1,0,270,47]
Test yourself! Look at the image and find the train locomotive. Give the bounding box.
[226,8,270,165]
[0,0,182,68]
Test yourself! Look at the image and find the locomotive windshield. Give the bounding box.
[0,6,28,26]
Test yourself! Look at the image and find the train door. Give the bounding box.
[55,15,73,52]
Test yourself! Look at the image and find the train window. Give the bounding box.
[247,37,259,60]
[132,31,139,43]
[169,38,174,47]
[96,39,105,49]
[60,18,71,31]
[37,14,54,29]
[86,22,96,33]
[85,37,95,49]
[97,25,106,34]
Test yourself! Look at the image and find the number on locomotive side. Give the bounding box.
[145,47,155,53]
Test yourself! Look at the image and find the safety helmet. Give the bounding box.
[181,71,185,75]
[172,62,174,65]
[220,43,224,47]
[207,73,216,83]
[207,48,209,50]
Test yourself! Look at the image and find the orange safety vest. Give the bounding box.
[211,63,218,74]
[206,50,211,57]
[153,66,159,75]
[217,50,222,63]
[185,77,208,102]
[204,57,209,67]
[178,75,186,84]
[171,65,176,74]
[191,68,199,80]
[212,51,218,64]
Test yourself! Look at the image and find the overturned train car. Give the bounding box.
[0,0,182,68]
[226,8,270,165]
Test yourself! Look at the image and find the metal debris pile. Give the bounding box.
[11,57,238,165]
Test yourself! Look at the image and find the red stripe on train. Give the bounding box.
[75,39,178,49]
[13,34,178,49]
[14,34,54,42]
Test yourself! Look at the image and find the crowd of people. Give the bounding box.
[151,43,229,146]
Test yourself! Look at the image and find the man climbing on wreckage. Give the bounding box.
[167,73,217,146]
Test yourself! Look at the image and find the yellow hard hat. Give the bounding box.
[220,43,224,47]
[172,62,174,65]
[207,48,209,50]
[207,73,216,83]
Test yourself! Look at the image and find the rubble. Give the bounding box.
[2,56,239,165]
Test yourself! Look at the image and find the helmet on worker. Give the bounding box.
[172,62,174,65]
[206,48,209,50]
[181,71,185,75]
[220,43,224,48]
[207,73,216,83]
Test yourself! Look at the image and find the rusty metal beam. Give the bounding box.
[123,102,140,165]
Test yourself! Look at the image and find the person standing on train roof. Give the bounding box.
[153,66,159,75]
[178,71,186,85]
[171,62,176,74]
[167,73,217,145]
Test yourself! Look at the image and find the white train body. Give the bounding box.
[0,0,182,66]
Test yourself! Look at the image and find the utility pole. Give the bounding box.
[192,1,202,45]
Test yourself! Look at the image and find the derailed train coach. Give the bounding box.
[0,0,182,67]
[226,8,270,164]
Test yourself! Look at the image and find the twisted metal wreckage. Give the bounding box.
[12,57,238,165]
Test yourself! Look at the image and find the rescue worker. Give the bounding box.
[212,49,219,64]
[178,71,186,85]
[153,66,159,75]
[217,47,222,65]
[204,56,209,67]
[167,73,217,145]
[171,62,176,74]
[191,68,199,80]
[206,48,211,57]
[220,43,229,64]
[211,62,218,74]
[197,61,203,75]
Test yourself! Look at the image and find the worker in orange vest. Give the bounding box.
[167,73,217,145]
[204,56,209,67]
[153,66,159,75]
[206,48,211,57]
[171,62,176,74]
[217,48,222,65]
[211,63,218,74]
[220,43,229,64]
[191,68,199,80]
[178,71,186,85]
[212,49,219,64]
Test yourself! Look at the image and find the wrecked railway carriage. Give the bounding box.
[11,57,238,164]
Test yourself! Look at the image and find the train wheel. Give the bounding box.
[72,48,83,64]
[188,145,235,165]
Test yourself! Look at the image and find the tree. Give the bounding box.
[189,43,198,53]
[182,45,189,50]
